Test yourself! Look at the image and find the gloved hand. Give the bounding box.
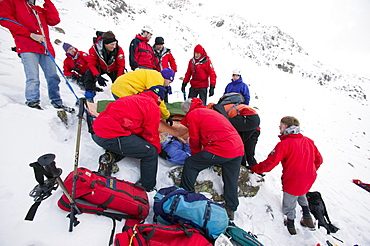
[166,116,173,126]
[71,73,79,80]
[167,86,172,95]
[72,67,80,72]
[209,85,215,97]
[159,150,171,159]
[30,33,45,43]
[96,75,108,87]
[181,82,187,93]
[84,90,95,100]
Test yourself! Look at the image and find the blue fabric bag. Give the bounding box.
[161,137,191,165]
[153,186,229,240]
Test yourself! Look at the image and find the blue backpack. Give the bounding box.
[153,186,229,240]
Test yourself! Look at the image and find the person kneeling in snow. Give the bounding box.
[179,98,244,221]
[62,42,89,90]
[91,85,168,192]
[251,116,323,235]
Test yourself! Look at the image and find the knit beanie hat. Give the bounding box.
[160,68,175,82]
[155,37,164,45]
[63,43,73,52]
[149,85,167,100]
[194,44,205,55]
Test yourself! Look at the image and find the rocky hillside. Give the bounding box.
[82,0,368,101]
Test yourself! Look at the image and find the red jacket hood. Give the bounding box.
[188,98,206,112]
[136,34,149,43]
[194,44,207,56]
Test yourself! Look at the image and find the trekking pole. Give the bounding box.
[69,97,86,232]
[41,42,79,102]
[183,91,187,101]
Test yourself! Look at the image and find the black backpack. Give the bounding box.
[217,93,244,105]
[93,31,104,44]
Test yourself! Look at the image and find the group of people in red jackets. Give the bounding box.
[0,0,323,235]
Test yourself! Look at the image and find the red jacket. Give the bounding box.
[183,44,216,88]
[0,0,60,57]
[251,134,323,196]
[153,47,177,72]
[92,90,162,153]
[129,34,155,70]
[63,50,89,77]
[87,37,125,77]
[181,98,244,158]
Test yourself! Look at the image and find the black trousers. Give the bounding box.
[92,134,158,192]
[188,87,208,105]
[180,150,242,211]
[239,129,260,167]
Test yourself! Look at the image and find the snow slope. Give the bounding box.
[0,0,370,245]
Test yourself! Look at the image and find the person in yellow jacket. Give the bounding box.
[111,68,175,125]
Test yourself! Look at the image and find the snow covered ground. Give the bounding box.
[0,0,370,245]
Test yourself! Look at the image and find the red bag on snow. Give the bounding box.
[114,224,212,246]
[57,167,149,223]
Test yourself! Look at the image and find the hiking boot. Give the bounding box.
[224,205,235,221]
[284,219,297,235]
[52,103,76,113]
[27,100,42,110]
[300,216,315,229]
[98,151,121,176]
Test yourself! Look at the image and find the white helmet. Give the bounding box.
[142,25,153,34]
[232,68,241,76]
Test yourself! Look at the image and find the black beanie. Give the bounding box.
[155,37,164,45]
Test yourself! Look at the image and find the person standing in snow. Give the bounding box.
[153,36,177,102]
[251,116,323,235]
[129,25,156,70]
[62,43,89,90]
[92,85,168,192]
[0,0,65,110]
[207,93,260,168]
[181,44,216,105]
[111,68,175,125]
[84,31,125,102]
[224,69,250,105]
[179,98,244,221]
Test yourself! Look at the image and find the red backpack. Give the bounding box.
[114,224,212,246]
[58,167,149,224]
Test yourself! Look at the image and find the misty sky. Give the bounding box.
[220,0,370,78]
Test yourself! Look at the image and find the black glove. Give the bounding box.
[72,67,80,72]
[96,75,108,87]
[71,73,79,80]
[209,85,215,97]
[166,116,173,126]
[181,82,187,93]
[159,150,171,159]
[167,86,172,95]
